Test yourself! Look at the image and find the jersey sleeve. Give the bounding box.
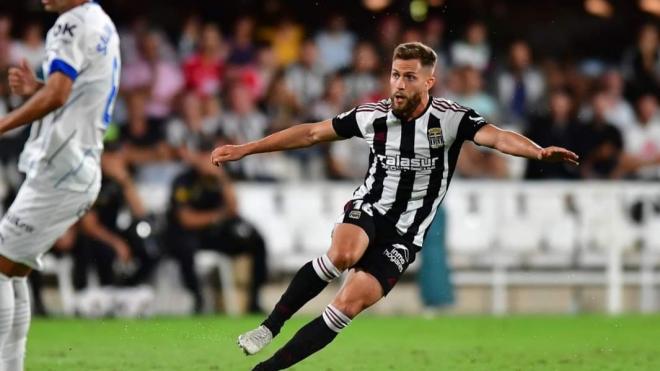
[331,107,363,139]
[45,12,87,81]
[456,109,488,142]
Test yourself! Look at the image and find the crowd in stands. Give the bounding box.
[2,13,660,182]
[0,9,659,314]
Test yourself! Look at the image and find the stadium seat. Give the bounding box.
[444,186,498,267]
[194,250,240,315]
[40,254,76,316]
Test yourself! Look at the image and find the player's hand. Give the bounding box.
[113,240,132,262]
[211,144,248,166]
[8,59,40,97]
[538,146,579,166]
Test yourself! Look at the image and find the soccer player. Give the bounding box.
[212,42,578,371]
[0,1,119,369]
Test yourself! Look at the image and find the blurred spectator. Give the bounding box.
[0,15,13,70]
[437,67,465,102]
[166,141,267,313]
[423,17,448,72]
[253,45,278,100]
[228,16,257,66]
[284,39,324,106]
[497,41,545,127]
[578,90,624,179]
[524,88,582,179]
[10,22,45,71]
[269,16,304,67]
[118,17,149,66]
[177,14,202,60]
[450,21,490,72]
[598,69,636,131]
[376,14,402,60]
[344,41,380,104]
[221,84,272,180]
[317,75,370,180]
[455,66,500,122]
[265,71,302,133]
[620,93,660,179]
[168,94,223,157]
[402,27,423,44]
[121,29,184,163]
[310,74,348,120]
[0,71,28,207]
[183,23,226,100]
[622,23,660,98]
[315,14,356,74]
[76,149,159,290]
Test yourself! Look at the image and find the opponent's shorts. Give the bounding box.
[0,177,100,270]
[336,199,418,295]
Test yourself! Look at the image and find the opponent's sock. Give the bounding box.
[254,305,351,371]
[0,273,14,353]
[262,255,341,336]
[1,277,30,371]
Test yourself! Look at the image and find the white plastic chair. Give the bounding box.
[194,250,240,316]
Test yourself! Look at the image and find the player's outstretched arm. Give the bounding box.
[474,124,579,165]
[0,71,73,135]
[211,119,340,166]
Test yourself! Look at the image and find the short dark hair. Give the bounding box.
[393,42,437,68]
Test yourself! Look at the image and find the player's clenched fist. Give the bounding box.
[211,144,248,166]
[8,59,40,97]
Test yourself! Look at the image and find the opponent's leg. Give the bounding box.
[252,269,383,371]
[0,277,29,371]
[239,223,370,355]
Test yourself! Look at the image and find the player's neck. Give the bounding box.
[58,0,89,14]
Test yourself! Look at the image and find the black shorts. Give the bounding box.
[339,199,418,295]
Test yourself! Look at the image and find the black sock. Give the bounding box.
[253,316,338,371]
[262,261,330,336]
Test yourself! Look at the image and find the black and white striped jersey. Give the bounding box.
[332,97,487,248]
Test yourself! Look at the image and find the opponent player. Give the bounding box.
[212,42,578,371]
[0,1,119,369]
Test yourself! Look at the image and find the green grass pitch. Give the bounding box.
[27,315,660,370]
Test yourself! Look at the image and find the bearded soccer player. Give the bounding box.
[212,42,578,371]
[0,1,119,369]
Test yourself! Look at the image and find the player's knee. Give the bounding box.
[328,248,361,271]
[332,297,365,318]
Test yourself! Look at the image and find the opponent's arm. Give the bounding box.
[474,124,579,165]
[0,71,73,135]
[211,119,340,165]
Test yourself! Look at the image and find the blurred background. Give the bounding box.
[1,0,660,318]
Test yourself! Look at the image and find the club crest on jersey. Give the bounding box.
[427,127,445,149]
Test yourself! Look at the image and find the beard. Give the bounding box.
[391,91,422,120]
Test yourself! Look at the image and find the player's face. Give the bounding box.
[390,58,435,118]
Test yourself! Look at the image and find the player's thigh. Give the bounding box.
[327,223,370,269]
[331,268,383,318]
[0,181,98,269]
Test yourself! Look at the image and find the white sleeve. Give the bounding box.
[45,12,87,81]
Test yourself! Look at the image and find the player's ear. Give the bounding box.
[425,75,436,91]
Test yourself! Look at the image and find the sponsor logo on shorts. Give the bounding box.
[383,244,410,273]
[3,213,35,234]
[348,210,362,219]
